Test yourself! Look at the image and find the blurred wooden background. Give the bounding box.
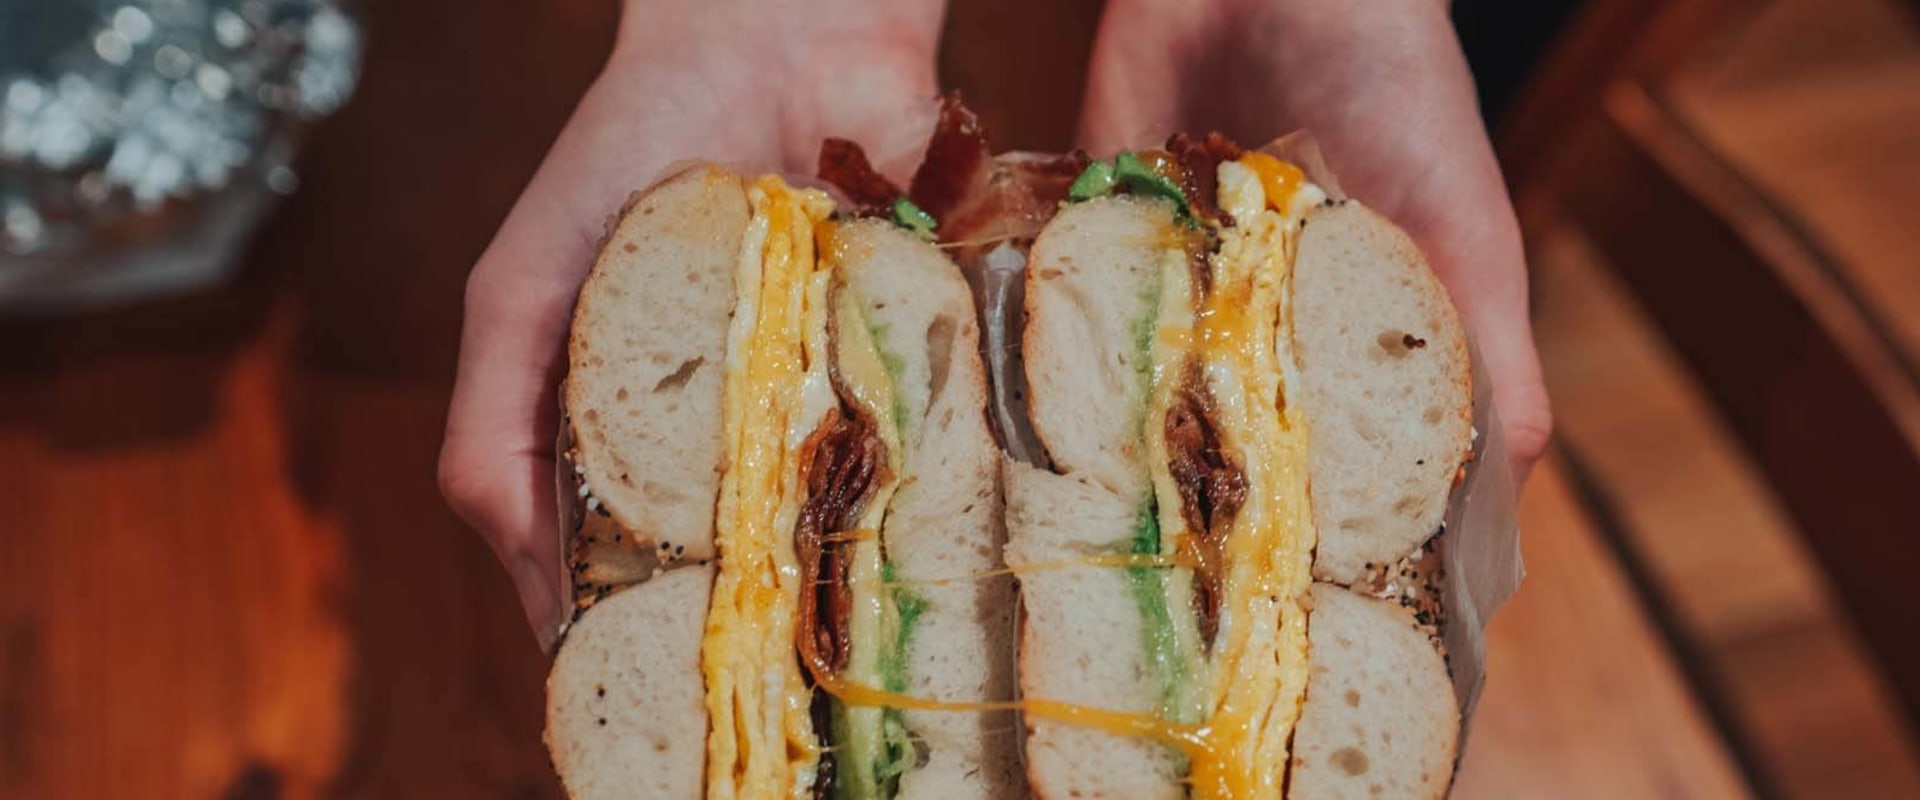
[2,0,1915,798]
[1508,0,1920,796]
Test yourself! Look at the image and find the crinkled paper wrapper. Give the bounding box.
[1436,338,1524,717]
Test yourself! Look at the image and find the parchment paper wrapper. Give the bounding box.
[1439,337,1525,712]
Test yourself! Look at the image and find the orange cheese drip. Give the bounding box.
[803,644,1218,758]
[1193,282,1260,368]
[1238,152,1307,214]
[702,175,830,799]
[1128,153,1319,799]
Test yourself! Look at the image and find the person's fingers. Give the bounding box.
[798,69,942,183]
[441,38,942,641]
[1486,305,1554,485]
[1077,18,1184,154]
[1392,177,1554,487]
[439,73,673,642]
[1077,0,1552,481]
[608,2,944,182]
[438,444,564,645]
[1283,11,1553,484]
[1077,0,1221,155]
[441,177,596,643]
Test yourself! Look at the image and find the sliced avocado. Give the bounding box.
[830,699,891,800]
[1124,503,1204,777]
[861,316,913,443]
[1069,159,1119,201]
[1124,508,1188,713]
[876,709,916,781]
[1113,152,1191,217]
[1072,153,1194,217]
[882,561,930,695]
[832,560,928,800]
[891,198,938,240]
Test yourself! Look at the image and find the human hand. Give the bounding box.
[439,0,944,642]
[1080,0,1552,484]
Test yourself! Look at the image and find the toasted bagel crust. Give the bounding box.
[1290,584,1459,800]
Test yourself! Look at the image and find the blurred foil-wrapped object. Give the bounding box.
[0,0,361,311]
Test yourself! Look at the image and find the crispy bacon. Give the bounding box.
[945,150,1090,245]
[793,304,893,797]
[907,93,991,225]
[1163,366,1247,649]
[816,137,904,218]
[907,93,1089,248]
[1165,132,1246,227]
[793,408,885,676]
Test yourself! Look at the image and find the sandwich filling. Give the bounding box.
[701,144,1330,798]
[702,176,925,800]
[1069,145,1329,797]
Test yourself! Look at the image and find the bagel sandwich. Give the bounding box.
[540,117,1478,800]
[1005,134,1470,800]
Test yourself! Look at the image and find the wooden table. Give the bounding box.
[0,2,1752,797]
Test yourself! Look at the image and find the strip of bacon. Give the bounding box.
[1165,132,1246,227]
[906,93,991,225]
[817,137,904,218]
[1163,365,1248,649]
[815,94,1088,465]
[908,94,1089,248]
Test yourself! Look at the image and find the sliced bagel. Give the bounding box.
[1021,195,1178,499]
[547,565,713,800]
[560,164,747,599]
[1004,460,1187,800]
[835,218,1024,798]
[1290,584,1459,800]
[1011,196,1189,799]
[1010,150,1467,799]
[1293,201,1472,584]
[1004,475,1460,800]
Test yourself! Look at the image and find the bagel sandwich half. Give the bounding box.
[1005,135,1470,800]
[547,163,1020,800]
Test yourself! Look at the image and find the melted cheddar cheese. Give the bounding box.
[810,157,1327,799]
[703,176,838,800]
[705,196,915,800]
[1186,156,1320,798]
[1128,155,1325,798]
[698,161,1324,799]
